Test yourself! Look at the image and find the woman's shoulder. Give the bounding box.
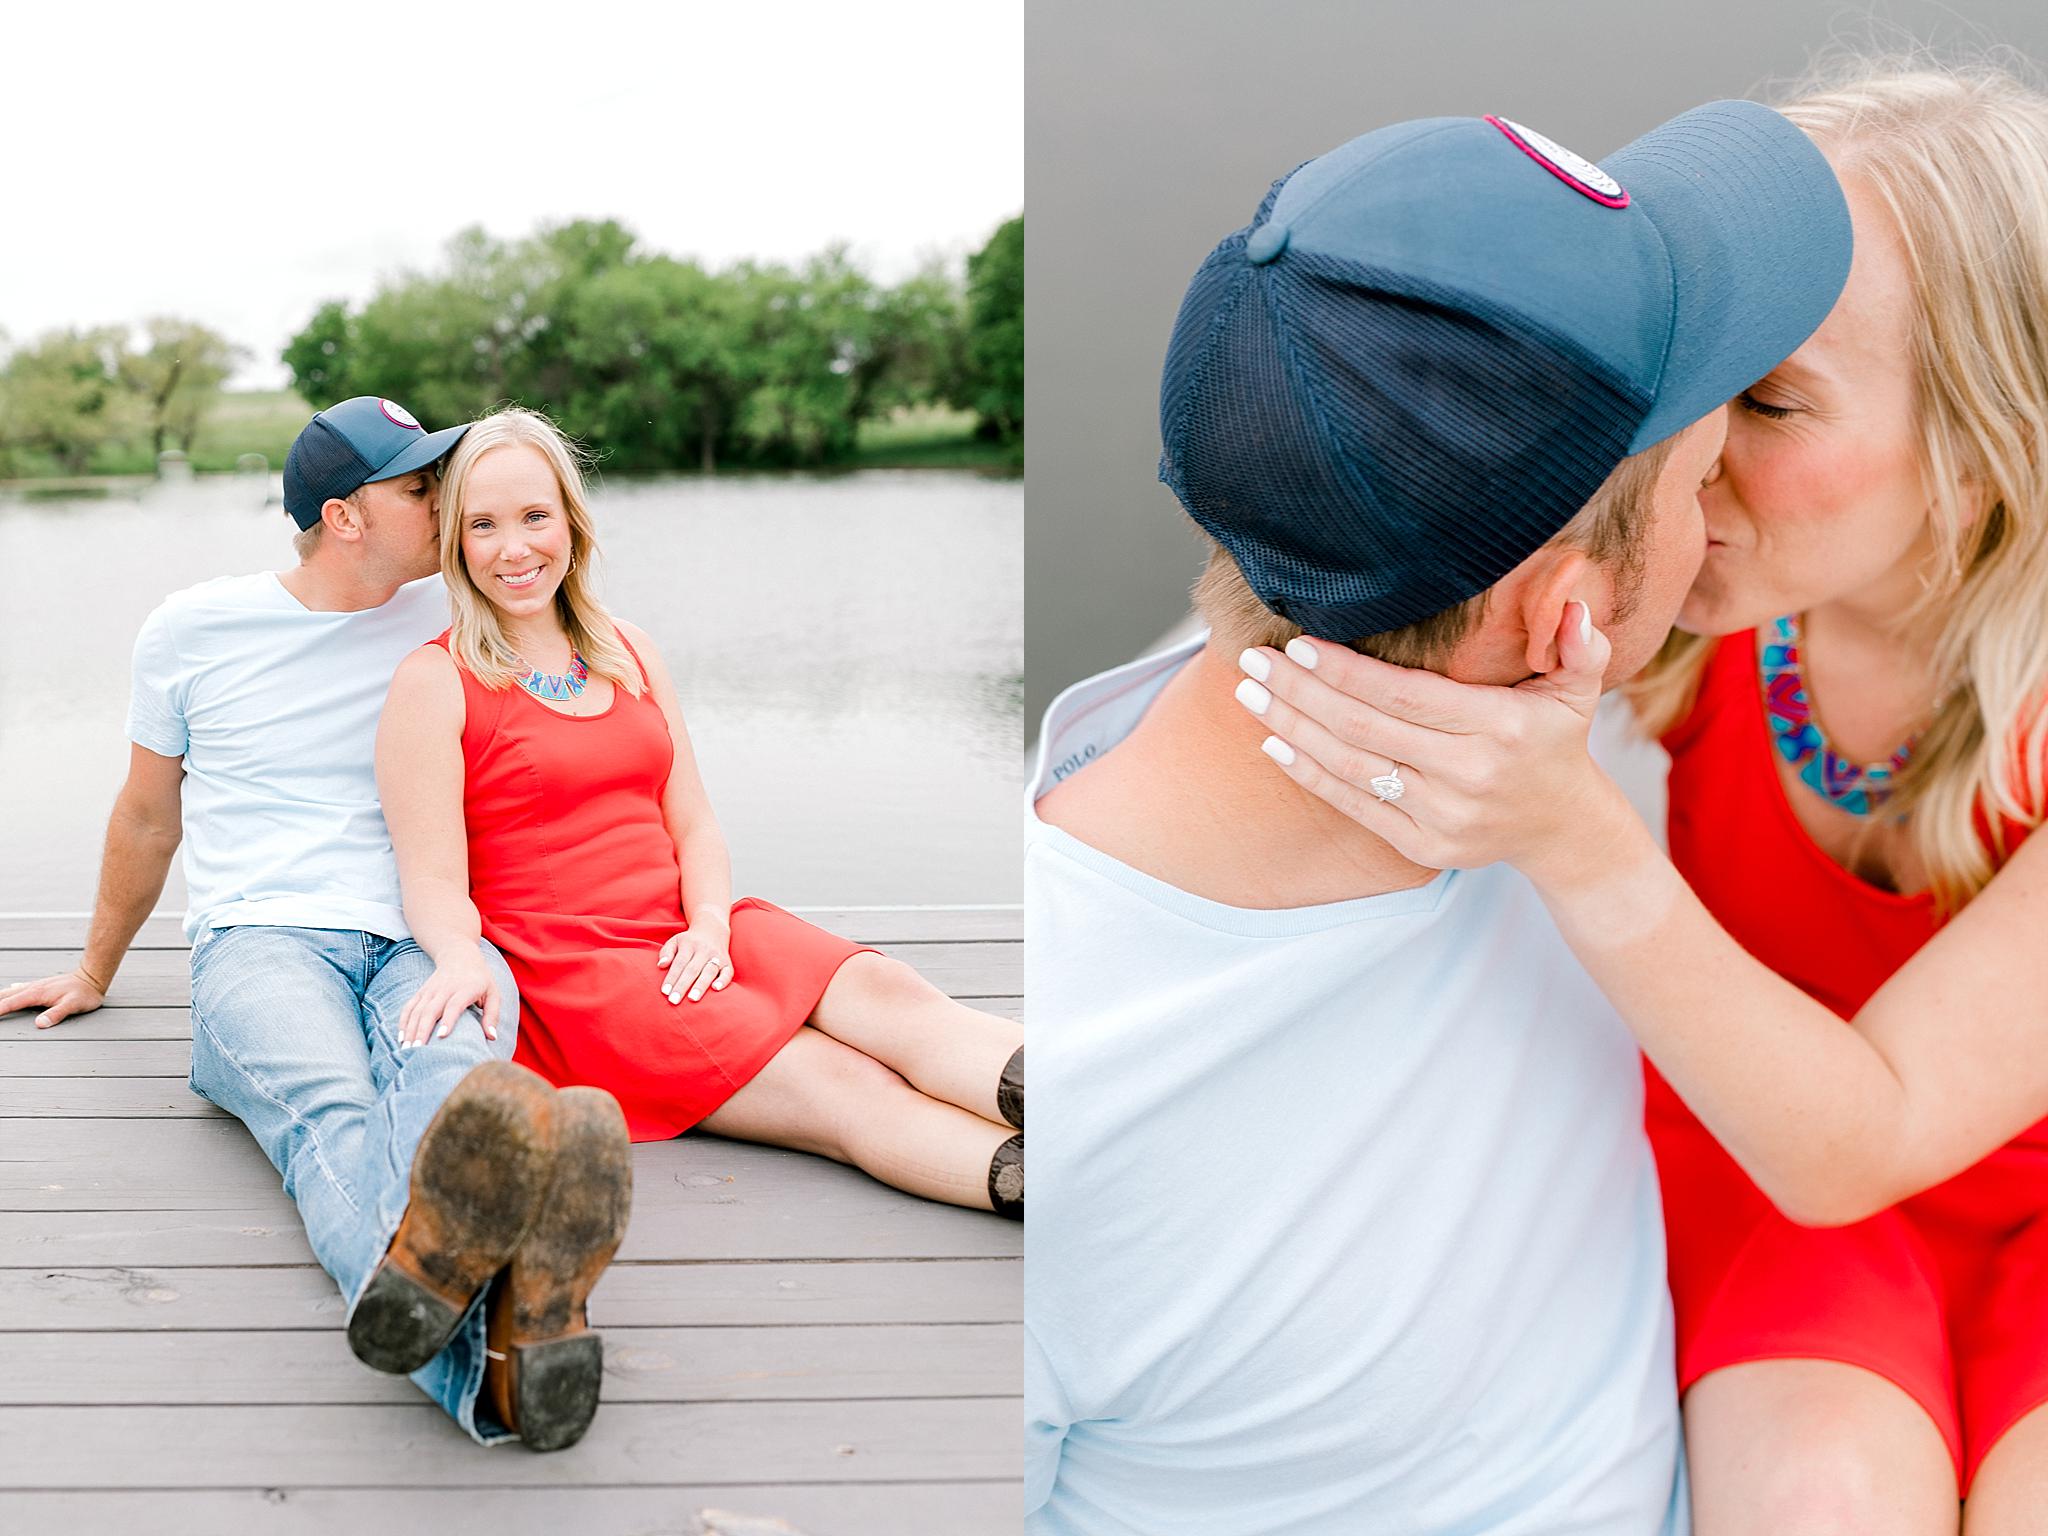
[611,616,657,656]
[606,616,669,685]
[391,634,465,701]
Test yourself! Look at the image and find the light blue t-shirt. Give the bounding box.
[1025,637,1687,1536]
[126,571,448,941]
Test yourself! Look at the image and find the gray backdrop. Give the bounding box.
[1024,0,2048,727]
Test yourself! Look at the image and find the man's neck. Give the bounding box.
[1037,642,1439,908]
[277,557,414,614]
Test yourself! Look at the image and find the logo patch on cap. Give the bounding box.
[378,398,422,430]
[1486,116,1628,208]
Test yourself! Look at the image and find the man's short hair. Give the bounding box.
[1193,432,1680,669]
[290,485,372,562]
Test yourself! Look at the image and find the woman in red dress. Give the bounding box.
[376,407,1023,1221]
[1222,65,2048,1534]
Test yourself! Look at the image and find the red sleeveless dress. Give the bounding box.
[1649,629,2048,1488]
[429,633,872,1142]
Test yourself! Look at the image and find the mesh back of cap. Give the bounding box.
[1162,239,1652,637]
[283,417,374,529]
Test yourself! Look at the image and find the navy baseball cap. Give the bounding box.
[1159,101,1854,638]
[282,396,472,530]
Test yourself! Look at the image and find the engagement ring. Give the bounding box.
[1370,767,1406,803]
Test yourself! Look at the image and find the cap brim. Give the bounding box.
[1609,101,1852,450]
[366,422,471,482]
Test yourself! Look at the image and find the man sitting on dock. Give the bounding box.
[0,397,633,1451]
[1024,106,1852,1533]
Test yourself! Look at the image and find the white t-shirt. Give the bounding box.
[1025,636,1686,1536]
[126,571,448,940]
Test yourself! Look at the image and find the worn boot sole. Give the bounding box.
[348,1061,557,1376]
[494,1087,634,1451]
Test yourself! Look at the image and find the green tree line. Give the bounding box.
[0,215,1022,479]
[287,217,1021,472]
[0,321,245,476]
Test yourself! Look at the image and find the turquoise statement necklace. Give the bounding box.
[1759,614,1914,816]
[516,650,589,701]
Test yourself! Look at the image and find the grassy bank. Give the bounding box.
[12,395,1015,480]
[39,390,313,477]
[848,404,1019,472]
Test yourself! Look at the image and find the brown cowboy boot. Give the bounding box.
[999,1045,1024,1130]
[348,1060,557,1376]
[482,1086,634,1451]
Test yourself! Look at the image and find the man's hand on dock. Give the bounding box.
[0,968,107,1029]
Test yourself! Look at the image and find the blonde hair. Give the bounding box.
[1195,433,1677,667]
[437,407,642,696]
[1629,59,2048,912]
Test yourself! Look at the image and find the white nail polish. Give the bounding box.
[1238,647,1271,682]
[1577,602,1594,644]
[1285,637,1318,669]
[1235,677,1271,717]
[1261,736,1296,766]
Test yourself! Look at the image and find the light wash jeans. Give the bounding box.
[187,924,520,1444]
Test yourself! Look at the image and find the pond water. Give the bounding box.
[0,469,1022,914]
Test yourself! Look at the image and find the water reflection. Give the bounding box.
[0,470,1021,911]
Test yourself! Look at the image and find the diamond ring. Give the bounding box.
[1369,766,1406,803]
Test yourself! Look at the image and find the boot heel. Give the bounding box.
[989,1132,1024,1219]
[512,1332,606,1452]
[348,1266,463,1375]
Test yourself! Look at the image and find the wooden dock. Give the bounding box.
[0,908,1022,1536]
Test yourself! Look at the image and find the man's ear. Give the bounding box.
[322,495,365,543]
[1514,545,1597,676]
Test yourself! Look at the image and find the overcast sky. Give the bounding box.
[3,0,1022,387]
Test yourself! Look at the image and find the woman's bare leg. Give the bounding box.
[1963,1400,2048,1534]
[699,1025,1014,1210]
[807,952,1022,1125]
[1685,1359,1958,1536]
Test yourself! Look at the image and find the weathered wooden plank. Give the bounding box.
[0,988,1019,1047]
[0,916,190,949]
[0,1209,323,1267]
[0,906,1021,951]
[0,1006,192,1037]
[0,1208,1021,1269]
[0,1080,220,1117]
[0,1484,1024,1536]
[0,1258,1020,1331]
[0,1400,1017,1486]
[0,1040,193,1075]
[0,1123,1022,1261]
[2,1323,1021,1405]
[0,944,1020,1008]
